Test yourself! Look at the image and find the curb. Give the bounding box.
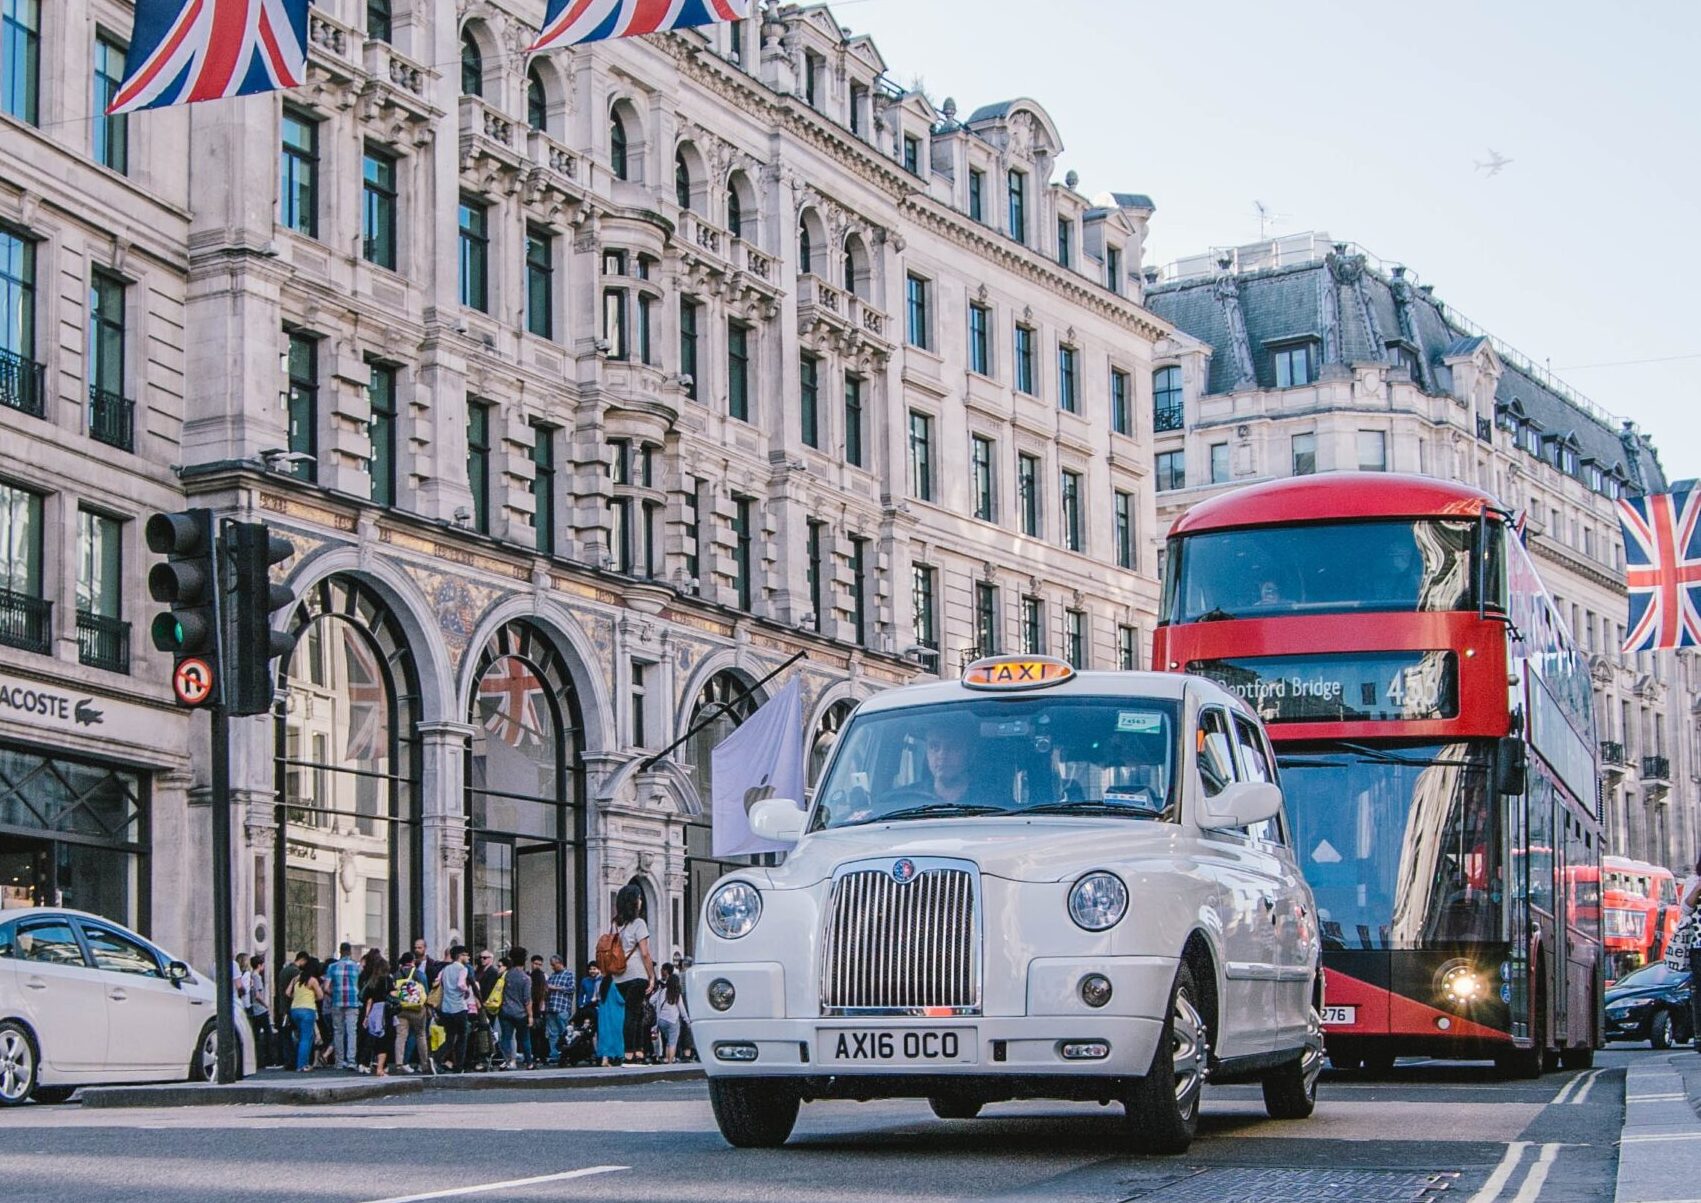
[78,1064,704,1109]
[1614,1051,1701,1203]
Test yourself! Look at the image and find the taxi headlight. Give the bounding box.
[706,881,762,940]
[1068,872,1129,932]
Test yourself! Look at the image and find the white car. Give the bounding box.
[0,907,254,1103]
[689,657,1323,1153]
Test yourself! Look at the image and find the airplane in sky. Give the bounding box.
[1474,149,1513,177]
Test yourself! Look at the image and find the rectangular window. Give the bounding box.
[76,508,125,671]
[367,0,392,41]
[679,298,700,400]
[637,294,654,365]
[0,483,43,652]
[531,423,555,553]
[975,582,998,656]
[902,134,920,175]
[630,662,647,747]
[466,400,492,533]
[908,411,933,502]
[362,147,398,269]
[727,321,751,421]
[912,564,937,650]
[800,353,819,448]
[602,289,628,358]
[1357,429,1387,472]
[1066,609,1086,668]
[968,303,991,376]
[968,169,985,223]
[1106,246,1122,294]
[1061,469,1083,551]
[905,274,930,349]
[971,435,995,522]
[88,269,130,449]
[608,497,631,573]
[683,479,702,583]
[1209,442,1229,484]
[280,109,319,237]
[458,196,489,311]
[803,51,821,107]
[1274,343,1315,388]
[1155,449,1185,491]
[1291,432,1317,477]
[1118,624,1137,671]
[0,225,36,415]
[286,332,318,481]
[1153,365,1183,430]
[732,497,753,610]
[1057,217,1073,268]
[805,519,824,632]
[1114,490,1135,569]
[1014,324,1035,394]
[1057,345,1078,413]
[92,34,128,172]
[849,536,868,646]
[850,83,866,134]
[609,438,630,485]
[1007,169,1027,244]
[1110,369,1131,436]
[1017,452,1040,537]
[1022,596,1044,655]
[525,227,553,338]
[843,374,864,468]
[2,0,39,124]
[367,362,397,506]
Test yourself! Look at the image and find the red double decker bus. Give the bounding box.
[1155,473,1602,1075]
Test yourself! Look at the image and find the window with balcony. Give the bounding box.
[1061,469,1083,551]
[525,227,553,339]
[726,188,744,239]
[975,581,999,656]
[1114,489,1135,569]
[1111,369,1131,436]
[1209,442,1229,484]
[912,564,937,651]
[1058,344,1078,413]
[1155,449,1185,492]
[1014,324,1035,394]
[1153,364,1183,431]
[280,109,319,237]
[466,399,491,533]
[92,34,128,173]
[971,434,995,522]
[367,0,392,43]
[727,320,751,421]
[531,423,555,554]
[844,374,864,468]
[968,302,991,376]
[908,410,933,502]
[457,196,489,311]
[1022,596,1044,655]
[88,269,132,451]
[286,331,317,482]
[800,353,819,448]
[1291,432,1317,476]
[0,481,45,654]
[2,0,39,125]
[906,273,930,349]
[1007,169,1027,244]
[368,362,397,507]
[362,147,398,269]
[675,147,692,210]
[731,496,754,610]
[679,297,700,399]
[460,29,483,97]
[1274,342,1315,388]
[1018,452,1040,536]
[76,509,126,673]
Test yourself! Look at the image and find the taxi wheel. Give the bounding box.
[928,1096,983,1120]
[709,1078,800,1148]
[0,1022,39,1107]
[1124,962,1206,1155]
[1262,994,1323,1120]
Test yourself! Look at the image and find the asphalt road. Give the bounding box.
[0,1050,1647,1202]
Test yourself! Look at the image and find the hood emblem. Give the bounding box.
[891,858,917,884]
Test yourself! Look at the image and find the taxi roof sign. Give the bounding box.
[962,656,1076,690]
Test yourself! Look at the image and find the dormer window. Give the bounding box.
[1386,340,1421,383]
[803,51,823,108]
[902,134,920,175]
[1056,218,1073,268]
[968,169,985,222]
[1272,341,1316,388]
[850,83,867,135]
[1007,169,1027,245]
[1106,245,1122,295]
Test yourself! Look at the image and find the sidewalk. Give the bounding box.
[77,1062,704,1109]
[1616,1050,1701,1203]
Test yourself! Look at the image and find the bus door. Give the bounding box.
[1524,772,1560,1044]
[1505,786,1530,1041]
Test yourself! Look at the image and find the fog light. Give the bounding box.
[1439,963,1486,1006]
[1079,974,1113,1008]
[714,1042,758,1062]
[707,978,736,1011]
[1061,1041,1110,1060]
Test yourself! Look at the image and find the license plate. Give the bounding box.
[820,1028,977,1065]
[1321,1005,1357,1025]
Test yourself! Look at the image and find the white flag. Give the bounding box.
[710,677,806,858]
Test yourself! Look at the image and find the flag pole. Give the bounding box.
[637,649,806,772]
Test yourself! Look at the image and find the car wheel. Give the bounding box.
[1124,961,1207,1155]
[708,1078,801,1148]
[189,1020,218,1082]
[1262,992,1323,1119]
[30,1085,75,1105]
[1651,1010,1673,1050]
[928,1096,983,1120]
[1559,1046,1595,1070]
[0,1022,39,1107]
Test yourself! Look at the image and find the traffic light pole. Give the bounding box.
[210,703,237,1084]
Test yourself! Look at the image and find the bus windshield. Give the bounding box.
[1278,741,1498,950]
[1165,519,1478,622]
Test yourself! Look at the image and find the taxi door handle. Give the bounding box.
[109,989,128,1002]
[23,978,46,991]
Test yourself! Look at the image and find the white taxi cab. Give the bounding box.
[689,658,1323,1153]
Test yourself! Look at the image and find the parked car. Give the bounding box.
[689,657,1323,1154]
[0,907,255,1103]
[1605,961,1693,1049]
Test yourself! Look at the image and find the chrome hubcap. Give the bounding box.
[1172,990,1207,1115]
[199,1030,217,1078]
[0,1031,32,1102]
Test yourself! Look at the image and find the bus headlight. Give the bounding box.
[706,881,763,940]
[1439,962,1487,1005]
[1068,873,1129,932]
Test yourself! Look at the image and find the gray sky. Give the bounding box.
[837,0,1701,482]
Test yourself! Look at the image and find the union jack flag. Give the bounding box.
[1619,483,1701,652]
[479,657,547,749]
[530,0,750,53]
[108,0,309,115]
[342,633,388,762]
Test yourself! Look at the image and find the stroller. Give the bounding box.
[464,1009,498,1073]
[558,1005,598,1067]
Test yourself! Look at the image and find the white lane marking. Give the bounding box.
[1467,1141,1529,1203]
[357,1167,628,1203]
[1509,1143,1563,1203]
[1622,1132,1701,1144]
[1550,1076,1580,1105]
[1628,1092,1686,1102]
[1569,1069,1604,1105]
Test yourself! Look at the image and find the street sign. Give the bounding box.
[173,657,214,706]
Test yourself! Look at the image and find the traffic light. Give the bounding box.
[225,521,295,717]
[146,509,219,703]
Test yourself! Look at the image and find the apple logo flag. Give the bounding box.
[711,676,805,857]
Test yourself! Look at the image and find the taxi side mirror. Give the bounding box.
[749,797,806,844]
[1199,780,1283,831]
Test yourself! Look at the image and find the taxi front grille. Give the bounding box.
[820,865,980,1015]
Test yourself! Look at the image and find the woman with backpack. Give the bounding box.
[390,951,430,1073]
[608,883,656,1065]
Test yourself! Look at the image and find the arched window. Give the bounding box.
[276,577,419,961]
[675,147,692,211]
[609,111,629,180]
[843,234,868,299]
[460,30,483,98]
[810,699,857,786]
[798,222,813,276]
[466,622,582,964]
[683,671,761,955]
[726,181,745,238]
[526,66,547,132]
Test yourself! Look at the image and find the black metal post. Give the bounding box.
[211,703,238,1084]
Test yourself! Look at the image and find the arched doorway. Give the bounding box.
[274,576,420,961]
[465,622,584,968]
[681,670,760,957]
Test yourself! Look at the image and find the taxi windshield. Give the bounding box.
[808,696,1181,831]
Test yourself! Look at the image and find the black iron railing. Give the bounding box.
[1642,756,1671,781]
[1476,416,1493,442]
[1599,740,1625,766]
[1153,404,1185,433]
[0,588,52,653]
[89,387,135,451]
[0,347,46,418]
[76,611,130,674]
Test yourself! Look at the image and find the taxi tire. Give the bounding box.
[709,1078,800,1148]
[1123,962,1204,1156]
[928,1096,982,1120]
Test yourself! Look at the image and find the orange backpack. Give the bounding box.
[595,925,629,977]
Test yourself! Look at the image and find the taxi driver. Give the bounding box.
[922,714,976,804]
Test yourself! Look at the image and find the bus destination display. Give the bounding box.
[1189,651,1459,724]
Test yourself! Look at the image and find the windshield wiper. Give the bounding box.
[873,803,1009,823]
[1285,742,1476,770]
[1194,607,1236,622]
[1016,800,1162,818]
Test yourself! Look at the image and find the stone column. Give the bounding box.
[417,720,475,949]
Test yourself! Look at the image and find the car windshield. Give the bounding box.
[808,696,1182,831]
[1614,962,1683,991]
[1164,519,1478,622]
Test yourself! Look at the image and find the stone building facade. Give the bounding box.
[0,1,1166,971]
[1144,232,1697,872]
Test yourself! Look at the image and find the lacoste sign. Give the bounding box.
[0,677,106,728]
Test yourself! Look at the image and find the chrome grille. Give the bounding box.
[820,863,980,1014]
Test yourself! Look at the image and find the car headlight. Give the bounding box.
[706,880,763,940]
[1068,872,1128,931]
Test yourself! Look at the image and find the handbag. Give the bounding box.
[1667,913,1699,973]
[428,1021,446,1052]
[426,981,443,1010]
[364,1002,387,1038]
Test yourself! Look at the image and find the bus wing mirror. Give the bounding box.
[1200,781,1283,831]
[749,797,806,844]
[1495,737,1527,796]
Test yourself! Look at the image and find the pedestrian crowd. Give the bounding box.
[231,886,693,1075]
